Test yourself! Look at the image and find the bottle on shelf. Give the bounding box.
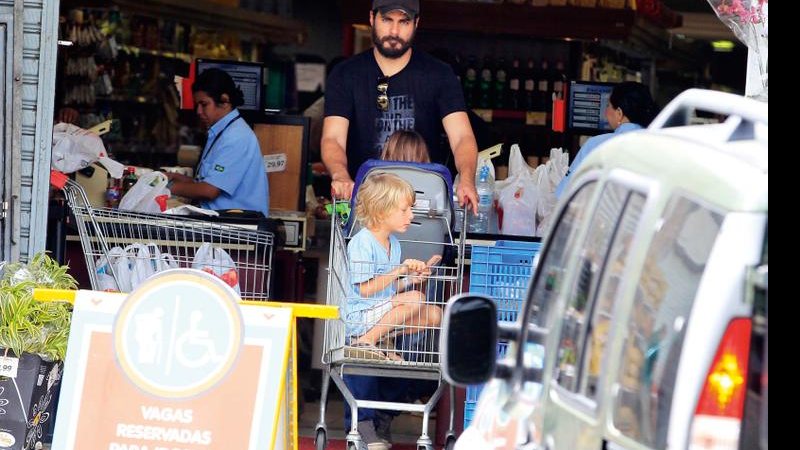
[468,163,495,234]
[462,55,479,108]
[493,57,508,110]
[538,59,552,114]
[477,56,494,109]
[553,60,567,100]
[508,57,522,110]
[522,57,537,111]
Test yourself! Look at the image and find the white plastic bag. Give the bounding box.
[119,171,171,213]
[495,145,539,237]
[94,243,178,292]
[130,243,179,289]
[51,123,124,178]
[498,177,538,237]
[94,246,132,292]
[192,243,241,294]
[535,148,569,237]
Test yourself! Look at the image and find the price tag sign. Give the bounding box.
[263,153,288,173]
[0,356,19,378]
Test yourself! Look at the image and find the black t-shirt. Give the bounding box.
[324,48,467,177]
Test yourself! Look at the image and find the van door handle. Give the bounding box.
[603,438,626,450]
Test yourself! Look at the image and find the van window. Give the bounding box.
[612,196,723,449]
[552,183,641,394]
[525,181,598,330]
[579,192,646,399]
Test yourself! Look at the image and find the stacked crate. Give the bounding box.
[463,240,542,429]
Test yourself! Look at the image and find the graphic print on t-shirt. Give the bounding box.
[374,95,416,154]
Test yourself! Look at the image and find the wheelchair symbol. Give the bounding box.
[174,311,225,369]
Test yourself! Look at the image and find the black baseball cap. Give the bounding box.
[372,0,420,18]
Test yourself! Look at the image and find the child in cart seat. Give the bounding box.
[380,129,431,163]
[345,172,443,361]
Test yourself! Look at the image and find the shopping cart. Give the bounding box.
[51,171,274,299]
[316,160,467,450]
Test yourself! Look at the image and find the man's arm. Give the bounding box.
[321,115,355,200]
[442,111,479,213]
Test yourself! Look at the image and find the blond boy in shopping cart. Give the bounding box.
[344,172,442,361]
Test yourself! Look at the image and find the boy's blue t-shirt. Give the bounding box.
[346,228,401,315]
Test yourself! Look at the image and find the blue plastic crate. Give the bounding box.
[469,240,542,322]
[463,343,508,429]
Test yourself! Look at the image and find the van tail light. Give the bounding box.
[690,318,752,450]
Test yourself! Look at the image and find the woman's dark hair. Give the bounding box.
[192,68,245,107]
[610,81,659,127]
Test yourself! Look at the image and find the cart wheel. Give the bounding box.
[315,428,327,450]
[444,435,457,450]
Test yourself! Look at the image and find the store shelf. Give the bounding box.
[95,95,160,105]
[109,0,308,45]
[118,45,192,63]
[339,0,637,40]
[472,109,552,128]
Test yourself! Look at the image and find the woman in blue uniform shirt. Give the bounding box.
[165,68,269,216]
[556,81,659,198]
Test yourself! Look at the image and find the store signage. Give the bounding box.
[51,269,293,450]
[263,153,288,173]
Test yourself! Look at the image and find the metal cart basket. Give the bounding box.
[315,161,467,450]
[56,175,274,299]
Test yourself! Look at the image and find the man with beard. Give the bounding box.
[322,3,475,448]
[322,0,479,214]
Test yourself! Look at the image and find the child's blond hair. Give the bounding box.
[355,172,415,229]
[380,129,431,163]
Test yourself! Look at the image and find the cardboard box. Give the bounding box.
[0,352,62,450]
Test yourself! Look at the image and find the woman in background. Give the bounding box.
[165,68,269,216]
[556,81,659,197]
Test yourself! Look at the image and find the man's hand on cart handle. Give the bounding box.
[331,174,355,201]
[457,177,479,215]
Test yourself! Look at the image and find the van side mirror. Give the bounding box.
[440,294,498,386]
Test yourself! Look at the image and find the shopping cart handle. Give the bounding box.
[50,170,69,189]
[325,202,351,220]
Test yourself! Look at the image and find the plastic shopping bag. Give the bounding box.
[129,243,179,289]
[535,148,569,237]
[495,144,539,237]
[192,243,241,294]
[95,246,133,292]
[119,171,171,213]
[94,243,178,292]
[498,176,538,237]
[51,123,124,178]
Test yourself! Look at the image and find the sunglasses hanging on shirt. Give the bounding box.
[376,76,389,112]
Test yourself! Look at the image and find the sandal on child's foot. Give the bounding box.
[385,351,404,362]
[345,342,389,360]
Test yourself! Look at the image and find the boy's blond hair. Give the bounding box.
[380,129,431,163]
[355,172,415,229]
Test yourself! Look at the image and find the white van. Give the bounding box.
[441,89,768,450]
